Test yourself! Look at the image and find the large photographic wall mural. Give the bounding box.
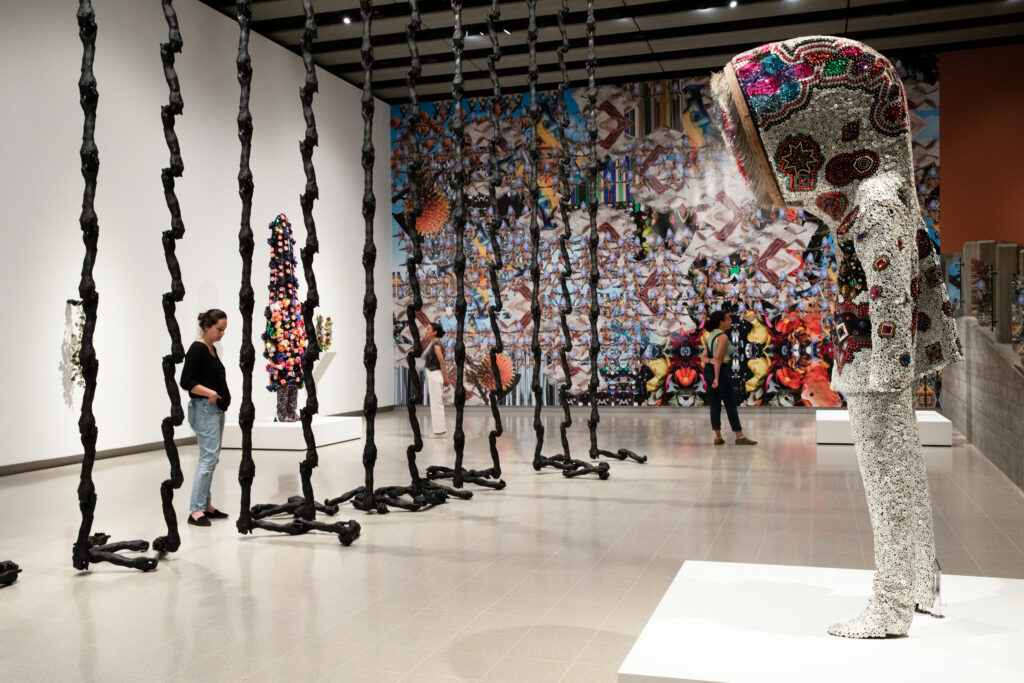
[391,58,941,408]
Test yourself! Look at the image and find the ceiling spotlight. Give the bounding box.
[504,29,511,35]
[729,0,737,6]
[343,16,351,24]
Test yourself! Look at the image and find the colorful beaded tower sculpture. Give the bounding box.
[263,213,307,421]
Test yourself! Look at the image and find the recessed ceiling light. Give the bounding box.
[504,29,511,35]
[342,16,351,24]
[730,0,738,6]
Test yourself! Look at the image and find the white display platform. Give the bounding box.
[222,415,361,450]
[816,409,952,446]
[618,561,1024,683]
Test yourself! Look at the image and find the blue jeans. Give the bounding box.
[188,398,225,513]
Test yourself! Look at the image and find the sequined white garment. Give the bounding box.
[708,36,958,637]
[828,386,936,637]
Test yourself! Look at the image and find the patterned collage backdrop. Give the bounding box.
[390,58,942,408]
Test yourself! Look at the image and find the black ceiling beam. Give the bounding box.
[408,31,1024,104]
[362,9,1024,90]
[253,0,778,44]
[328,2,1014,79]
[308,0,982,55]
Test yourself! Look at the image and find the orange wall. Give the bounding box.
[941,45,1024,253]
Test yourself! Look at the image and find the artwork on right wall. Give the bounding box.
[1012,273,1024,367]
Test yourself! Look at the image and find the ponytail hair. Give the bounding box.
[198,308,227,330]
[705,309,728,331]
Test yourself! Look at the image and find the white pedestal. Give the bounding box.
[222,415,361,450]
[816,409,952,446]
[619,561,1024,683]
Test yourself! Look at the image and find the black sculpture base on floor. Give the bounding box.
[591,448,648,464]
[244,498,361,546]
[0,561,22,587]
[75,533,158,572]
[426,465,506,490]
[250,495,338,519]
[248,517,361,546]
[327,481,456,514]
[535,454,611,479]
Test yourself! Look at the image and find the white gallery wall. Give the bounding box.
[0,0,393,467]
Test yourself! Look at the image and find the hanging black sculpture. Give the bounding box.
[234,0,258,536]
[480,0,518,477]
[425,0,506,491]
[245,0,360,545]
[521,0,609,480]
[582,0,647,467]
[152,0,188,555]
[71,0,157,572]
[327,0,456,513]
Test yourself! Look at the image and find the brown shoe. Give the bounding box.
[714,437,725,445]
[735,436,757,445]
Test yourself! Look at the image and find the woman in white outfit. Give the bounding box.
[422,322,449,437]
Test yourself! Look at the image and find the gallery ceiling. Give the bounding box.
[198,0,1024,102]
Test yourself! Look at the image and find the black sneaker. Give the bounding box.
[187,514,211,527]
[205,508,229,519]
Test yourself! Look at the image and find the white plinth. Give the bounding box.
[619,561,1024,683]
[222,415,361,450]
[816,409,952,446]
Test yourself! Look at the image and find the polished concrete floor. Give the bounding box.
[2,408,1023,682]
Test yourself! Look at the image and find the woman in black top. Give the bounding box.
[179,309,232,527]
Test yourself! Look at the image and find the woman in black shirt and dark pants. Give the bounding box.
[179,309,232,527]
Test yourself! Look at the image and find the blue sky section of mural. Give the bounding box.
[390,61,941,408]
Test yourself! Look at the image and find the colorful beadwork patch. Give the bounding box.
[897,237,904,250]
[838,240,866,303]
[916,228,934,258]
[925,342,943,363]
[837,206,859,235]
[878,321,896,338]
[917,312,932,332]
[910,277,920,301]
[836,321,850,343]
[775,135,822,191]
[835,301,872,373]
[870,285,883,299]
[900,353,912,367]
[732,36,908,136]
[924,266,941,287]
[873,254,890,271]
[825,150,879,186]
[815,191,848,219]
[942,300,953,316]
[842,121,860,141]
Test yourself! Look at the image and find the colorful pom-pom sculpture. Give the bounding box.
[262,214,307,422]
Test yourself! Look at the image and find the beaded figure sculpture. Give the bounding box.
[263,213,307,422]
[710,36,961,638]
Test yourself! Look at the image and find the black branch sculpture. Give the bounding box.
[328,0,457,513]
[480,0,519,474]
[425,0,506,492]
[234,0,258,536]
[246,0,360,545]
[71,0,157,572]
[582,0,647,467]
[522,0,608,480]
[152,0,188,555]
